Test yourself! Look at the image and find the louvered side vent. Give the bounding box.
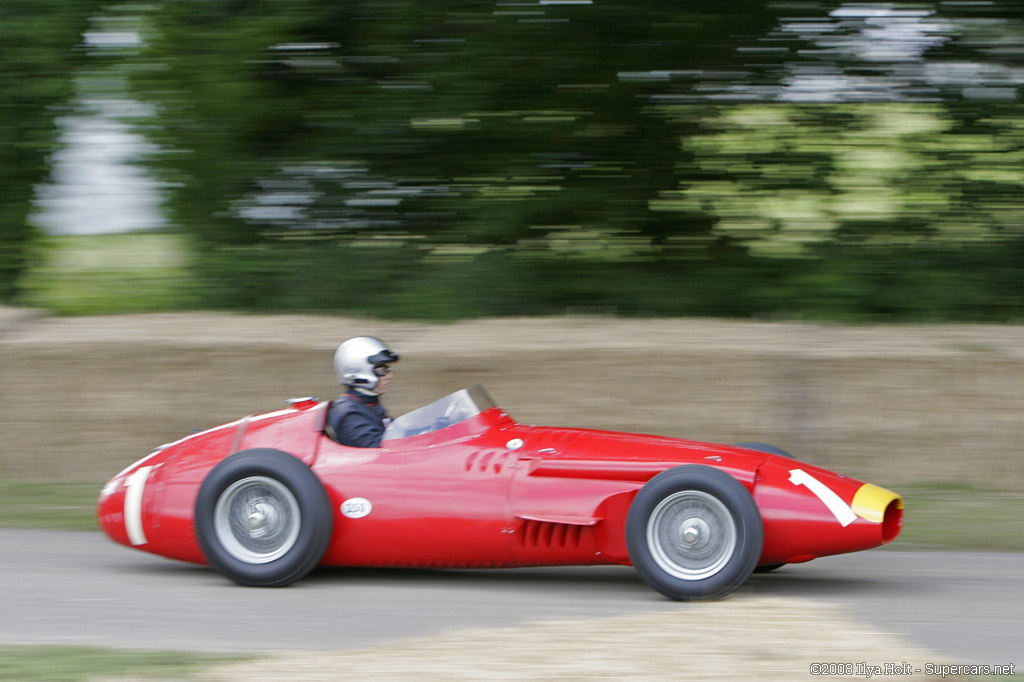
[465,450,511,474]
[518,520,587,550]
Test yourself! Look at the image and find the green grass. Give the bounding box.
[0,645,242,681]
[20,232,193,315]
[2,478,1021,552]
[895,482,1024,552]
[0,480,101,531]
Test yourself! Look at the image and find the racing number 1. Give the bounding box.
[788,468,857,527]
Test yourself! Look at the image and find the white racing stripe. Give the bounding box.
[788,468,857,527]
[124,466,154,545]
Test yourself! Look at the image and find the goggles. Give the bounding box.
[373,365,393,377]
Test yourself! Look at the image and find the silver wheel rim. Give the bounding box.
[214,476,301,564]
[647,490,737,580]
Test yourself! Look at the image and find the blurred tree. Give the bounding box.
[122,0,1024,320]
[645,2,1024,319]
[127,0,778,314]
[651,103,1024,256]
[0,0,101,300]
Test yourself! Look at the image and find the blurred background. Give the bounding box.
[4,0,1024,320]
[2,5,1024,677]
[1,1,1023,528]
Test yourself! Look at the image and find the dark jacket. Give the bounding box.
[327,390,390,448]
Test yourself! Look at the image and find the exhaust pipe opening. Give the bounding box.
[881,498,903,544]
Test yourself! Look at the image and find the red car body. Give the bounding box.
[98,386,903,600]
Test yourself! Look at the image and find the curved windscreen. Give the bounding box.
[382,385,499,441]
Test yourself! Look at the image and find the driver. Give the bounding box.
[327,336,399,448]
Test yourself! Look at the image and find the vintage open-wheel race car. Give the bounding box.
[98,385,903,600]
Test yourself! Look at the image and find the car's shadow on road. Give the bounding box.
[743,565,921,599]
[304,563,908,601]
[116,552,910,601]
[305,564,650,592]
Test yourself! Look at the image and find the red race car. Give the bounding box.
[98,385,903,600]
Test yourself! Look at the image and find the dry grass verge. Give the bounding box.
[2,308,1023,489]
[204,595,965,681]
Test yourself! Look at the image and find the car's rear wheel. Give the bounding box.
[195,449,332,587]
[627,465,763,600]
[735,442,795,458]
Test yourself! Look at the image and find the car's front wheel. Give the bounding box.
[626,465,763,600]
[195,449,333,587]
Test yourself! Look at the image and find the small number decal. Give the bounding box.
[341,497,372,519]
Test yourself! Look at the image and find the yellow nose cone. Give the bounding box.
[852,483,904,523]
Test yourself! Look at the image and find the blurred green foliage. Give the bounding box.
[0,0,102,300]
[8,1,1024,320]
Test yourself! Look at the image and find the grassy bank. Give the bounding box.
[895,483,1024,551]
[0,481,101,531]
[20,232,192,314]
[3,479,1021,552]
[0,645,241,681]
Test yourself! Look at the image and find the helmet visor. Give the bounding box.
[368,349,399,365]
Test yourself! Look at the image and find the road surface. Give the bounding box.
[1,529,1020,667]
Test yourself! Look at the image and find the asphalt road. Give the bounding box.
[1,529,1020,667]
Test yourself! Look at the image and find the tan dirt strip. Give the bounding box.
[202,596,967,681]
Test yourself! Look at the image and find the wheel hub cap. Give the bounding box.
[679,517,710,549]
[647,490,738,581]
[246,501,279,537]
[214,477,301,564]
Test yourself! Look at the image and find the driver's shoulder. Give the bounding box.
[330,393,380,419]
[328,394,357,419]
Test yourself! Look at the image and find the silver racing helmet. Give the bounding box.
[334,336,399,392]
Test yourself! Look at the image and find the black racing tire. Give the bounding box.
[195,448,333,587]
[735,442,795,458]
[626,465,763,601]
